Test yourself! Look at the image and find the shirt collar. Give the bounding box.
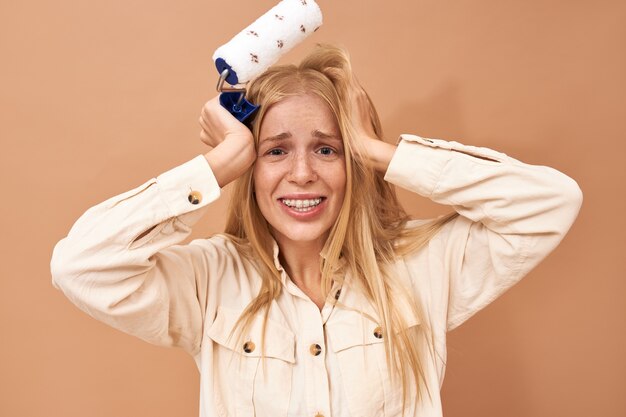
[270,236,346,287]
[269,238,291,288]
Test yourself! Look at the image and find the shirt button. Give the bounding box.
[243,341,255,353]
[309,343,322,356]
[334,289,341,300]
[373,326,383,339]
[188,191,202,205]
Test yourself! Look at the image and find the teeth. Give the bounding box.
[281,198,322,208]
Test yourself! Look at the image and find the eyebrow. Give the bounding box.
[260,130,341,144]
[260,132,292,144]
[311,130,341,141]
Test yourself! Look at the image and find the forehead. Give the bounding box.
[259,94,340,138]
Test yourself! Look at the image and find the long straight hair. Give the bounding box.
[222,44,458,406]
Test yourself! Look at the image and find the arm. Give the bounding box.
[50,156,222,355]
[383,134,583,330]
[51,97,256,354]
[347,79,582,329]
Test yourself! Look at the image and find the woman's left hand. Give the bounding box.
[347,76,396,173]
[347,76,378,144]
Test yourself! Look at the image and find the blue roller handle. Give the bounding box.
[215,59,259,123]
[219,92,259,123]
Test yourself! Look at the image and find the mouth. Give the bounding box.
[278,197,326,213]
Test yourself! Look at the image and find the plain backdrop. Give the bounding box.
[1,0,624,416]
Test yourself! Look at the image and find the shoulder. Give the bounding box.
[177,234,264,304]
[187,233,253,263]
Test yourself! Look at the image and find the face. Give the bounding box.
[253,93,346,249]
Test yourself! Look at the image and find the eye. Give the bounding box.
[317,146,336,156]
[267,148,285,156]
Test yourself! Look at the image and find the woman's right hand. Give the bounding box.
[199,96,256,187]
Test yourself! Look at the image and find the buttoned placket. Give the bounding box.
[285,272,344,417]
[272,240,343,417]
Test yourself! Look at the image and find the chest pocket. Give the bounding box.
[207,306,295,417]
[326,309,419,417]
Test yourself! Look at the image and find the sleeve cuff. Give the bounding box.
[155,154,221,218]
[384,134,452,197]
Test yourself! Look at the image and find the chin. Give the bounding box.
[272,223,331,245]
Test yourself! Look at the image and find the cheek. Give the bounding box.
[330,164,347,197]
[253,165,280,202]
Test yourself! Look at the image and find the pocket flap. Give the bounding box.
[327,309,420,353]
[325,308,387,353]
[207,306,296,363]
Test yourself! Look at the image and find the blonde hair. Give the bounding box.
[223,44,458,407]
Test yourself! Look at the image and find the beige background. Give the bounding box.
[1,0,624,416]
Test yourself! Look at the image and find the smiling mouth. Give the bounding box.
[279,197,325,212]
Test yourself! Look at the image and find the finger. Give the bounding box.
[198,115,208,130]
[198,115,214,139]
[201,97,221,119]
[199,129,213,147]
[198,125,211,144]
[201,104,211,120]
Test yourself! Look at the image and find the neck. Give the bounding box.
[273,234,327,309]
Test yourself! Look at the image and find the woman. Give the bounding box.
[50,45,582,417]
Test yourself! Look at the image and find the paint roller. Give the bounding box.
[212,0,323,122]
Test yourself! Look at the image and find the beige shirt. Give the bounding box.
[50,134,582,417]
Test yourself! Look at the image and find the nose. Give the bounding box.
[286,153,318,185]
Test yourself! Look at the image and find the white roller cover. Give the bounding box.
[213,0,323,85]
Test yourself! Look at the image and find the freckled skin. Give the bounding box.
[253,94,346,248]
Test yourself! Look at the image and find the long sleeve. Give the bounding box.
[50,154,223,355]
[384,134,583,331]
